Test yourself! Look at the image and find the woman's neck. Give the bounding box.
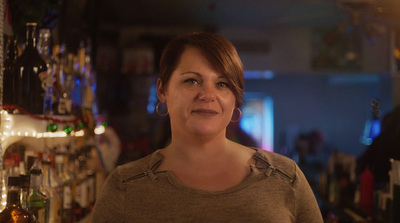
[170,139,229,159]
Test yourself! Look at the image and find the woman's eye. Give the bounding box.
[217,82,230,88]
[184,78,199,85]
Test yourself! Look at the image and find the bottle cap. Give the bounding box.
[26,22,38,26]
[8,176,21,187]
[30,168,42,175]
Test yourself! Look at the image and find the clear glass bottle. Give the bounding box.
[14,22,47,114]
[19,174,30,211]
[42,155,62,223]
[37,28,53,115]
[0,176,39,223]
[71,49,84,114]
[55,151,72,223]
[29,169,48,223]
[3,36,18,108]
[57,50,74,115]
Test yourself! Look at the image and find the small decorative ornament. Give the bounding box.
[47,123,57,132]
[77,122,85,130]
[63,126,73,134]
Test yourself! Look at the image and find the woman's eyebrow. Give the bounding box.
[180,71,201,76]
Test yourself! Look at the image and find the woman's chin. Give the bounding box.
[190,126,224,138]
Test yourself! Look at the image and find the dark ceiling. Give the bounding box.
[56,0,400,54]
[99,0,339,28]
[97,0,400,29]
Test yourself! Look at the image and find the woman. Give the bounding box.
[91,32,323,222]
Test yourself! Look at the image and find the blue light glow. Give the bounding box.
[147,84,158,114]
[240,96,274,151]
[360,119,381,145]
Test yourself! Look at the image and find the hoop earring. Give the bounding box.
[156,101,169,116]
[231,108,242,122]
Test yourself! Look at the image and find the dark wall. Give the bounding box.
[245,72,393,157]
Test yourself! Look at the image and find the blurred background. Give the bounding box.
[6,0,400,163]
[36,0,400,159]
[4,0,400,222]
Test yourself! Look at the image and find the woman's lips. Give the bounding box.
[192,109,218,115]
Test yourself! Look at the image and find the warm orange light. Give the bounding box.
[394,48,400,59]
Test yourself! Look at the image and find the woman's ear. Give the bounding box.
[156,78,167,103]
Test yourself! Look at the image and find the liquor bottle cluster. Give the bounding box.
[0,144,100,223]
[2,22,97,116]
[0,176,39,223]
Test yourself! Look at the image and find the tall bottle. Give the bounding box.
[360,166,374,207]
[14,22,47,114]
[0,176,39,223]
[71,46,84,114]
[55,151,72,223]
[3,36,18,107]
[42,156,62,223]
[37,28,53,115]
[29,169,48,223]
[55,50,75,115]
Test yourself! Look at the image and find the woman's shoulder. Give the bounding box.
[113,150,163,182]
[253,148,297,179]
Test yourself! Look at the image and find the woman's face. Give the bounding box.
[157,46,236,138]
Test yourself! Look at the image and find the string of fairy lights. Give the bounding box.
[0,0,4,167]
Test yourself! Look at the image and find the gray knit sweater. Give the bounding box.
[91,148,323,223]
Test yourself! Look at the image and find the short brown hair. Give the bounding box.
[159,32,244,107]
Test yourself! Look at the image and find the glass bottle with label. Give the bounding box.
[0,176,39,223]
[14,22,47,114]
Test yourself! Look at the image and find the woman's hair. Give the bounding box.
[159,32,244,107]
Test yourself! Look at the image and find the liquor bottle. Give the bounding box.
[55,150,72,223]
[76,152,89,218]
[57,50,75,115]
[360,166,374,207]
[37,28,53,115]
[71,49,84,114]
[29,169,48,223]
[82,40,96,111]
[0,176,39,223]
[51,45,61,114]
[71,151,83,222]
[42,155,62,223]
[84,146,97,210]
[3,36,18,107]
[19,174,31,210]
[14,22,47,114]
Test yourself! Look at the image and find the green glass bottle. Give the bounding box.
[29,169,48,223]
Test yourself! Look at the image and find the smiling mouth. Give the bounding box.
[192,109,218,115]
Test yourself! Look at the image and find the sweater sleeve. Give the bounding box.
[91,167,125,223]
[294,162,324,223]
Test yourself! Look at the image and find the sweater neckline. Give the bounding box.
[150,148,261,195]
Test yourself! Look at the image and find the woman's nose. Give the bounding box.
[198,84,216,102]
